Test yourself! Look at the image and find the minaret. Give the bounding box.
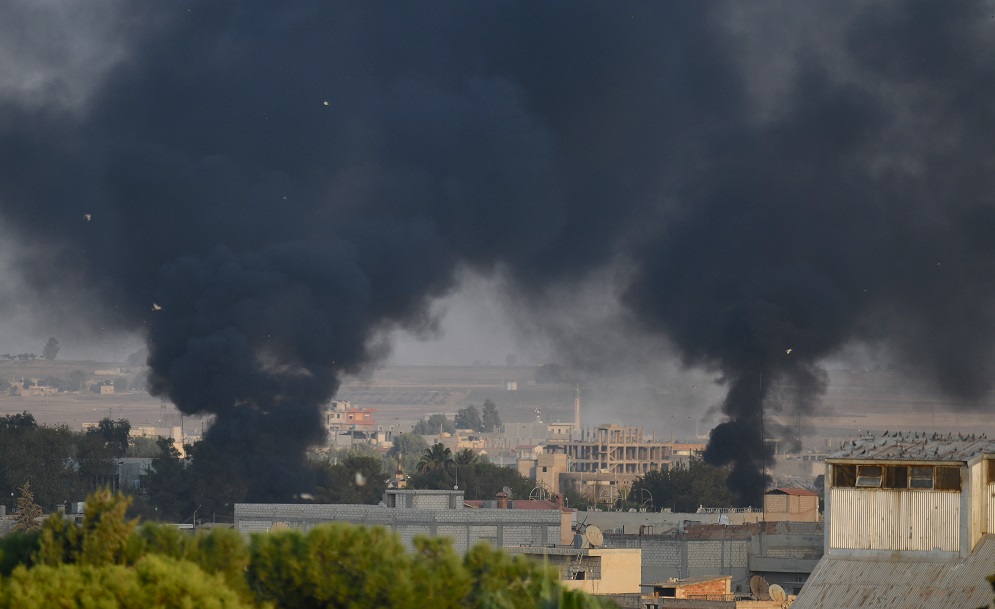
[394,453,407,489]
[573,385,581,438]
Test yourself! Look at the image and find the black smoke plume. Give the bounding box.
[3,2,995,503]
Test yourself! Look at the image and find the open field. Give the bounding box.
[3,361,995,447]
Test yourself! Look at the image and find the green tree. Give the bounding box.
[631,458,736,512]
[453,448,479,466]
[41,337,59,361]
[89,417,131,458]
[454,405,482,431]
[1,555,253,609]
[313,456,389,504]
[250,524,414,609]
[14,482,43,532]
[67,370,88,392]
[417,443,454,475]
[481,399,502,432]
[413,414,456,435]
[388,432,429,473]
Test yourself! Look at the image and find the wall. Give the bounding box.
[829,487,960,554]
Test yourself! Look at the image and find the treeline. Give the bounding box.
[0,413,131,512]
[411,398,503,435]
[630,458,738,513]
[1,411,539,523]
[0,490,612,609]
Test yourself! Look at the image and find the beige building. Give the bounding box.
[762,488,819,523]
[506,546,642,596]
[535,424,674,503]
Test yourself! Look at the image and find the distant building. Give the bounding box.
[793,432,995,609]
[323,400,390,448]
[538,424,674,503]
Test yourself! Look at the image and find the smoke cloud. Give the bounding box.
[2,1,995,503]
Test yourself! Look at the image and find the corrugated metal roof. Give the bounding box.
[828,431,995,462]
[792,534,995,609]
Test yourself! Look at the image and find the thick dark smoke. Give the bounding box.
[2,2,995,504]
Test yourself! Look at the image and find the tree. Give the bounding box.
[631,458,736,513]
[454,405,482,432]
[90,418,131,458]
[313,456,389,504]
[453,448,479,466]
[481,399,502,432]
[67,370,88,392]
[41,337,60,360]
[417,443,454,475]
[388,433,429,474]
[14,482,43,532]
[413,414,456,435]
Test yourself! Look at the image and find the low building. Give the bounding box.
[235,488,564,553]
[793,432,995,609]
[507,546,642,595]
[603,520,823,596]
[762,488,819,523]
[641,574,794,608]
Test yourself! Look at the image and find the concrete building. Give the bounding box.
[604,521,822,596]
[507,546,642,596]
[762,489,819,523]
[541,424,674,503]
[235,488,565,553]
[793,432,995,609]
[324,400,390,448]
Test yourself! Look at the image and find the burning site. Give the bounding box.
[2,1,995,516]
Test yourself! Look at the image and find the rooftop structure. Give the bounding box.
[763,488,819,523]
[792,431,995,609]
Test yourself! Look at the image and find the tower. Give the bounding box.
[573,384,581,438]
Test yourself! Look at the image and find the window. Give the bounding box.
[910,466,933,489]
[935,467,960,491]
[883,465,908,489]
[856,465,883,487]
[833,464,856,487]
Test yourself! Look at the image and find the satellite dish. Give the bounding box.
[750,576,771,601]
[586,525,603,547]
[573,533,589,549]
[769,584,787,602]
[502,486,512,496]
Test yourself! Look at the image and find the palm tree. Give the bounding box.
[416,443,454,475]
[453,448,479,466]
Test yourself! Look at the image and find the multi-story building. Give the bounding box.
[537,424,675,502]
[323,400,389,448]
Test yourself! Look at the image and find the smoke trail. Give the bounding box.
[2,2,995,503]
